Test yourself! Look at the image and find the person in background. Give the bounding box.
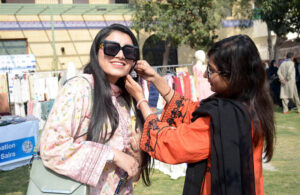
[294,58,300,97]
[267,60,281,106]
[277,52,300,114]
[125,34,275,195]
[40,24,151,194]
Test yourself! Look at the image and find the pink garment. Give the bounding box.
[40,74,134,195]
[173,76,183,96]
[193,65,214,101]
[27,100,34,116]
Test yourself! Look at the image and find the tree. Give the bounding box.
[255,0,300,62]
[130,0,237,65]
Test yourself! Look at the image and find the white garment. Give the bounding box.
[153,159,187,180]
[190,75,197,101]
[13,77,22,104]
[156,94,165,110]
[142,79,149,101]
[45,76,59,100]
[21,77,30,102]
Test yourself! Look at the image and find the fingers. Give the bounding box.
[135,60,148,71]
[113,149,140,180]
[125,74,134,84]
[127,160,140,179]
[130,137,139,152]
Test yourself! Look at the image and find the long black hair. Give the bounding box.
[207,34,275,162]
[84,23,151,185]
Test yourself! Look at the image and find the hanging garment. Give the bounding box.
[193,66,214,101]
[45,76,59,100]
[148,83,159,108]
[0,74,8,94]
[190,75,198,101]
[173,76,183,96]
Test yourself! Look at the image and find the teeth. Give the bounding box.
[112,62,124,66]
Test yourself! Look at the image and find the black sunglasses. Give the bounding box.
[100,40,139,61]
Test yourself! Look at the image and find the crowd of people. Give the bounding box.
[267,52,300,114]
[38,23,287,195]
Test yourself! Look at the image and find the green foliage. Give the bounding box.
[255,0,300,38]
[131,0,236,50]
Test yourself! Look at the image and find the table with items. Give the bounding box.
[0,115,39,170]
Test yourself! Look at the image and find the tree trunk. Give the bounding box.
[267,28,273,61]
[162,39,171,65]
[274,36,284,65]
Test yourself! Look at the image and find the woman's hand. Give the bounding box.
[128,128,142,165]
[127,128,142,182]
[112,148,139,180]
[125,75,145,101]
[135,60,159,82]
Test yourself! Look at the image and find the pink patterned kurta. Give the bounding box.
[40,74,134,195]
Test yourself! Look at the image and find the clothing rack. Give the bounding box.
[153,63,194,76]
[153,63,193,69]
[5,71,64,116]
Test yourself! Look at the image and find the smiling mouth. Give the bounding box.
[111,62,126,66]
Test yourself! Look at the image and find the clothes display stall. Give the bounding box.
[0,55,72,171]
[0,116,39,171]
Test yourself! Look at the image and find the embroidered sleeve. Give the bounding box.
[140,114,211,164]
[160,91,200,127]
[40,76,112,187]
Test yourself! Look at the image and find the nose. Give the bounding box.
[115,49,125,59]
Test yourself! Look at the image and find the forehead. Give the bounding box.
[105,30,133,46]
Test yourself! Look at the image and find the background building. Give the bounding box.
[0,1,293,72]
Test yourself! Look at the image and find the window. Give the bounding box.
[110,0,128,3]
[0,39,27,55]
[2,0,35,3]
[73,0,88,4]
[116,0,128,3]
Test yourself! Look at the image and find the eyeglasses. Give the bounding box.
[206,63,221,79]
[99,40,139,61]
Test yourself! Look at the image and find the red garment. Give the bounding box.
[180,72,192,99]
[173,76,183,96]
[140,92,264,195]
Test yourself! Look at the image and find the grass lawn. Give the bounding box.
[0,106,299,194]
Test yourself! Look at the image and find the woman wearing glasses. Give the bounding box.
[125,35,275,195]
[40,24,151,194]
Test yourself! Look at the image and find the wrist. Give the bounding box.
[135,94,145,102]
[136,98,148,110]
[151,72,161,83]
[162,87,172,98]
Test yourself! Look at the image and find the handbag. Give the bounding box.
[27,75,93,195]
[27,158,88,195]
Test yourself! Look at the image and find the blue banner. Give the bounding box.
[0,136,35,163]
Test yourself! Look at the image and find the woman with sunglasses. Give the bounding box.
[40,24,151,194]
[125,34,275,195]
